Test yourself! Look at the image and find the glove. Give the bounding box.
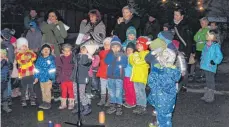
[210,60,215,65]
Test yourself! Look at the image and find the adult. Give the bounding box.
[79,9,106,47]
[143,15,160,40]
[113,6,140,42]
[26,22,42,52]
[40,10,68,55]
[24,8,38,30]
[210,22,222,44]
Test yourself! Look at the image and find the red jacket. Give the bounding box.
[96,50,109,79]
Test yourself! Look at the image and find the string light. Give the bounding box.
[197,1,201,5]
[162,0,167,3]
[199,6,204,11]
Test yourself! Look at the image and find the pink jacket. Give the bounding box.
[88,55,100,77]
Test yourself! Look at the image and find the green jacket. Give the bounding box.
[194,27,209,51]
[41,21,67,44]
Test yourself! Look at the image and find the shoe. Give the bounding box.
[7,97,13,105]
[188,75,194,82]
[196,76,205,83]
[133,106,146,115]
[204,89,215,103]
[82,105,92,116]
[54,97,61,102]
[21,100,27,107]
[116,105,123,116]
[106,104,116,114]
[97,95,106,106]
[200,87,209,101]
[59,98,67,109]
[123,103,136,108]
[72,103,84,114]
[68,99,75,110]
[2,102,12,113]
[105,96,111,107]
[39,102,46,109]
[86,93,94,99]
[30,100,36,106]
[39,102,51,109]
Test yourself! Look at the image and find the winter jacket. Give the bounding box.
[194,27,209,51]
[124,56,133,77]
[24,16,38,30]
[172,20,194,60]
[2,40,15,64]
[97,50,109,79]
[113,16,140,42]
[129,50,149,85]
[79,20,106,46]
[34,55,56,83]
[200,42,223,73]
[71,54,92,84]
[143,20,160,40]
[1,59,9,82]
[56,54,74,83]
[88,55,100,77]
[105,51,128,79]
[16,50,36,78]
[26,30,42,50]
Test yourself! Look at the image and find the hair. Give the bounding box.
[62,43,72,50]
[174,8,185,16]
[122,5,134,14]
[45,9,64,22]
[88,9,102,22]
[207,30,218,41]
[200,17,209,23]
[210,22,217,25]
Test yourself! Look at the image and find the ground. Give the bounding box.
[2,41,229,127]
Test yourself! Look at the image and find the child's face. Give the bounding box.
[80,47,88,54]
[128,34,136,41]
[42,47,50,57]
[126,48,134,56]
[62,48,72,57]
[111,45,121,53]
[206,34,216,42]
[104,41,110,50]
[163,27,169,31]
[136,43,144,51]
[30,27,36,32]
[0,52,6,60]
[20,45,28,52]
[200,20,208,28]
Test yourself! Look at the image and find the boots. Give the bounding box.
[68,99,75,110]
[59,98,67,109]
[105,96,111,107]
[82,105,92,116]
[133,106,146,115]
[97,94,106,106]
[205,89,215,103]
[2,101,12,113]
[116,105,123,116]
[200,87,209,101]
[106,104,116,114]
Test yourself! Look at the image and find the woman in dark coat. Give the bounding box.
[113,6,140,42]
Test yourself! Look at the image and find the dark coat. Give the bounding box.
[71,54,92,84]
[2,40,15,65]
[171,20,194,60]
[113,16,140,42]
[56,54,74,83]
[143,20,161,40]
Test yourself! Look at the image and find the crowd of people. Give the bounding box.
[1,5,224,127]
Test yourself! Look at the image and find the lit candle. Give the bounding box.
[37,110,44,122]
[99,111,105,124]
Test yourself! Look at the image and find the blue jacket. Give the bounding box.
[124,56,132,77]
[200,42,223,73]
[105,51,128,79]
[34,55,56,83]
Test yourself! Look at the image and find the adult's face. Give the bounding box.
[30,10,37,18]
[174,11,184,23]
[89,14,97,24]
[122,8,132,20]
[48,12,58,23]
[200,20,208,28]
[148,16,155,22]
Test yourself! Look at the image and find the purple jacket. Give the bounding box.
[56,54,74,83]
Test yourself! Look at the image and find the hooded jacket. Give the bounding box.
[194,27,209,51]
[26,30,42,50]
[96,50,110,79]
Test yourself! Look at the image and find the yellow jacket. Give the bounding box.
[129,50,149,85]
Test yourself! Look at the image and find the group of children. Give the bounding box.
[1,20,223,126]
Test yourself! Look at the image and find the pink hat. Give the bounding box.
[10,36,17,44]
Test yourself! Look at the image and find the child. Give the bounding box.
[105,36,128,116]
[97,37,112,106]
[147,48,181,127]
[34,44,56,109]
[71,44,94,116]
[56,44,74,110]
[16,37,37,106]
[200,30,223,103]
[1,49,12,113]
[163,23,170,31]
[123,42,136,108]
[122,26,137,50]
[26,22,42,52]
[129,36,150,115]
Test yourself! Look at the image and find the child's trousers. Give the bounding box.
[73,83,91,106]
[107,79,123,105]
[40,80,52,103]
[123,77,136,106]
[61,81,74,98]
[100,78,108,95]
[134,82,147,107]
[20,76,35,101]
[204,70,215,90]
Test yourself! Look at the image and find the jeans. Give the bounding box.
[73,83,91,106]
[204,70,215,90]
[100,78,108,95]
[134,82,147,107]
[3,79,12,100]
[107,78,123,105]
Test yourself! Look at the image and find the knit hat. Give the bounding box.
[103,37,112,45]
[157,31,174,44]
[82,40,99,56]
[1,29,12,40]
[10,36,17,44]
[110,36,122,48]
[136,36,150,50]
[29,21,38,29]
[16,37,28,49]
[163,23,170,29]
[40,44,52,55]
[126,42,136,51]
[126,26,136,38]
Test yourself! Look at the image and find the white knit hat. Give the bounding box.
[103,37,112,45]
[16,37,28,49]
